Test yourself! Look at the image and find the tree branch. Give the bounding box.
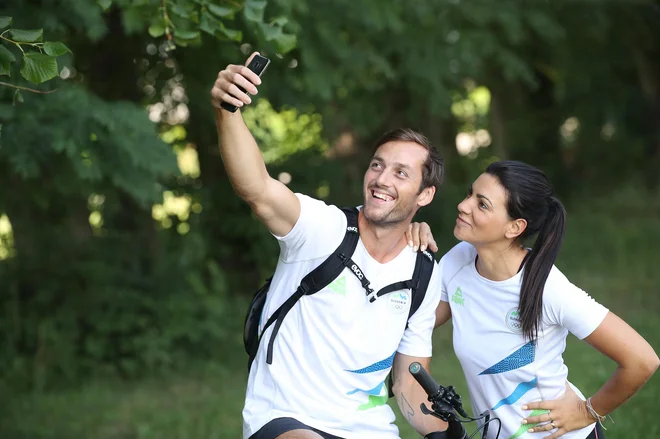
[0,81,59,94]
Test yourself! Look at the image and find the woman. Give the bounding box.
[413,160,658,439]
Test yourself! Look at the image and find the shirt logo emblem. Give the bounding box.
[451,286,465,306]
[389,291,409,314]
[328,275,347,296]
[505,307,523,333]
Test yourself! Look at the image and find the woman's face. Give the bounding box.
[454,173,521,246]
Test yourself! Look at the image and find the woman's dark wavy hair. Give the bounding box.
[486,160,567,342]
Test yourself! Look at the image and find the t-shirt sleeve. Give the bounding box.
[274,193,346,263]
[543,269,609,340]
[438,256,449,303]
[397,261,443,358]
[437,242,474,303]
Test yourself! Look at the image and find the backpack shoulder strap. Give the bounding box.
[387,249,436,398]
[297,207,359,294]
[263,207,360,364]
[407,249,435,324]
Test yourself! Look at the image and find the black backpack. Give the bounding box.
[243,207,435,386]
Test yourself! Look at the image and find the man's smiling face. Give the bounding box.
[362,140,431,227]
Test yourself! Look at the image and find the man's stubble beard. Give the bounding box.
[362,200,416,229]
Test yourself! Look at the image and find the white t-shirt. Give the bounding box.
[242,194,442,439]
[439,242,609,439]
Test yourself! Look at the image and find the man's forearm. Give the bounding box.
[214,107,270,203]
[395,380,448,435]
[393,354,448,435]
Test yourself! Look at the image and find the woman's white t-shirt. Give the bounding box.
[439,242,609,439]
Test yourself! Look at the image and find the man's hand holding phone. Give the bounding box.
[211,52,270,113]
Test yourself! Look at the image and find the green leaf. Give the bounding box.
[170,3,194,19]
[270,17,288,27]
[174,29,200,40]
[0,45,16,76]
[10,29,43,43]
[224,28,242,42]
[20,52,58,84]
[13,89,23,104]
[259,22,282,41]
[217,24,242,42]
[273,33,296,54]
[148,23,165,38]
[244,0,267,22]
[121,8,144,35]
[43,42,71,57]
[0,17,12,30]
[97,0,112,11]
[200,12,219,36]
[257,20,296,53]
[207,4,235,18]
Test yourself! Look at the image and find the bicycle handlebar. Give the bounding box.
[408,362,498,439]
[409,361,441,397]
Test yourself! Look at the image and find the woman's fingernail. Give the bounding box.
[413,246,418,251]
[522,420,527,424]
[529,429,535,433]
[421,245,427,251]
[408,241,413,247]
[522,405,528,410]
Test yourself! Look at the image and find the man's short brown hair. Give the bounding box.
[371,128,445,192]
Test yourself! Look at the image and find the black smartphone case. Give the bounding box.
[220,55,270,113]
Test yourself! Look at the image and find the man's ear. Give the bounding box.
[417,186,435,208]
[505,218,527,240]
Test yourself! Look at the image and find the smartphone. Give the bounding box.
[220,54,271,113]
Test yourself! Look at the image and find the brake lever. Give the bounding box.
[420,403,444,421]
[420,401,457,422]
[444,385,470,418]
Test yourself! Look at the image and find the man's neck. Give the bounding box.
[358,211,410,264]
[475,242,527,282]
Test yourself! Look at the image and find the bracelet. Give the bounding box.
[586,397,614,430]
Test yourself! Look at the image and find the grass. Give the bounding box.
[2,192,659,439]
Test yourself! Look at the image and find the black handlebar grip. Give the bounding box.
[409,362,440,396]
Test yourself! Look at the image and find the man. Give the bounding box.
[211,53,448,439]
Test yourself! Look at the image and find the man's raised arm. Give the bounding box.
[210,52,300,237]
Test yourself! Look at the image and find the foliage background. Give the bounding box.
[0,0,658,438]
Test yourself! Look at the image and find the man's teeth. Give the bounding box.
[373,191,393,201]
